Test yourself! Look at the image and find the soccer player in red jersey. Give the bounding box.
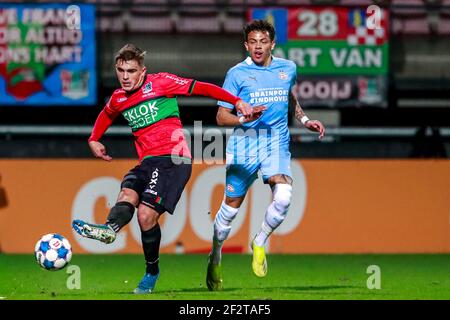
[72,44,264,294]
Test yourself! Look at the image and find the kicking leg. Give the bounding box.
[72,188,137,244]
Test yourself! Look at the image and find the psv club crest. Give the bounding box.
[278,71,288,80]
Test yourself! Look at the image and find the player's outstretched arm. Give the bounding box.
[191,81,256,117]
[88,108,116,161]
[290,89,325,140]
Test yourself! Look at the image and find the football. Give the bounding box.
[34,233,72,271]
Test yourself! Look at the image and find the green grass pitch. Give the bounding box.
[0,254,448,300]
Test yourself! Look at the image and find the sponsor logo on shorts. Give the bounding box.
[226,184,235,193]
[145,188,158,196]
[146,168,159,195]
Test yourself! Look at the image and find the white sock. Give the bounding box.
[254,184,291,247]
[254,203,277,247]
[210,237,223,265]
[210,202,239,264]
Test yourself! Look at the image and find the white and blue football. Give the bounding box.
[34,233,72,271]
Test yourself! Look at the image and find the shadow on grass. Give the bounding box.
[115,287,240,295]
[140,285,360,295]
[52,285,368,298]
[164,287,241,293]
[258,285,359,291]
[116,285,359,294]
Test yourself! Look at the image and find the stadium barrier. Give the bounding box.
[0,159,448,254]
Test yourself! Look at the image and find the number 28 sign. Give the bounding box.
[289,6,388,41]
[290,8,342,39]
[251,6,389,75]
[250,6,389,106]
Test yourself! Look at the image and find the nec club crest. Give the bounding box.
[60,69,90,99]
[142,82,153,94]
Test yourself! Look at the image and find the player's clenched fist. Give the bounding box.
[241,105,266,123]
[235,99,253,118]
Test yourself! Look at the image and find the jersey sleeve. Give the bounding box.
[159,72,196,96]
[218,68,240,110]
[88,96,119,142]
[103,95,119,117]
[191,81,240,106]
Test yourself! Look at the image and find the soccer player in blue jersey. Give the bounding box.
[206,20,325,291]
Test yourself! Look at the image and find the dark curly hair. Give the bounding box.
[243,19,275,42]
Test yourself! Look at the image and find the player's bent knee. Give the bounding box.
[224,196,245,209]
[215,202,239,225]
[273,184,292,212]
[117,188,139,206]
[137,206,160,230]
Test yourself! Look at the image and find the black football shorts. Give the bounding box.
[120,156,192,214]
